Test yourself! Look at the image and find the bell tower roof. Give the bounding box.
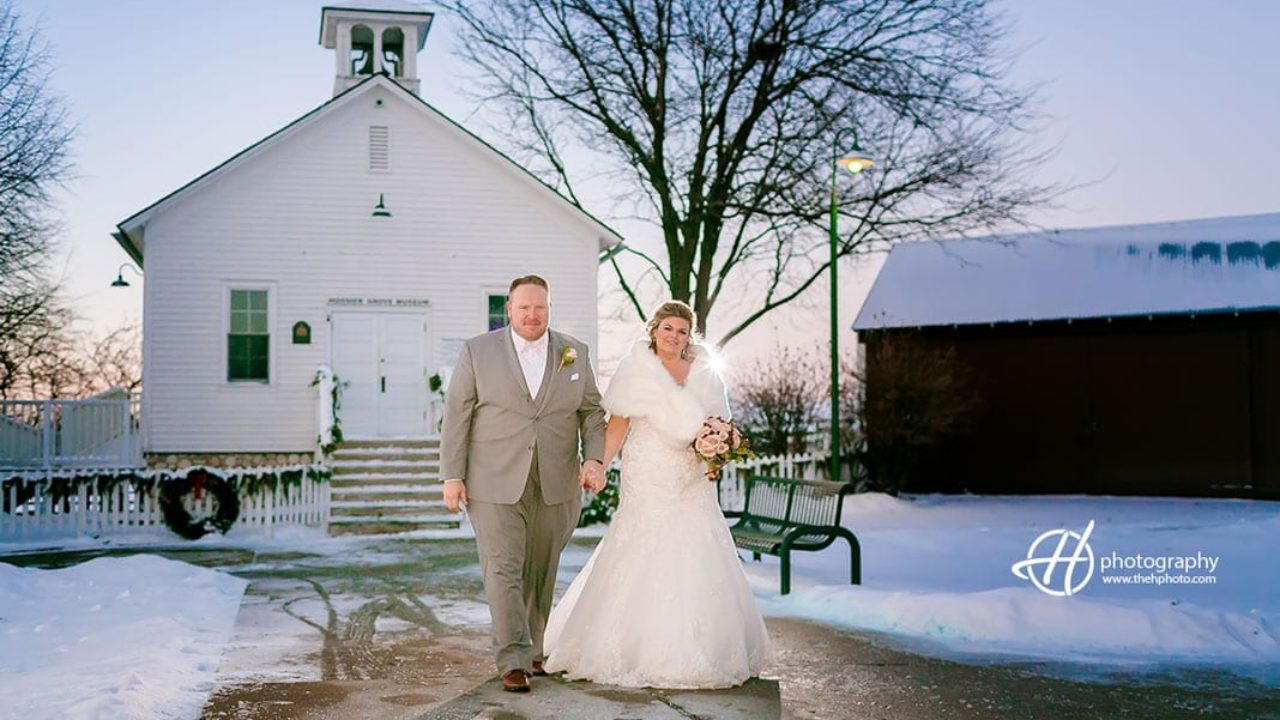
[319,2,435,97]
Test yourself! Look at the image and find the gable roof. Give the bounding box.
[114,73,623,265]
[853,212,1280,331]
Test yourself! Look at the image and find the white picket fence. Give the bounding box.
[1,469,330,541]
[716,451,829,513]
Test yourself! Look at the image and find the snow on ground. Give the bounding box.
[742,493,1280,680]
[0,520,481,560]
[0,554,248,719]
[0,510,601,561]
[3,492,1276,708]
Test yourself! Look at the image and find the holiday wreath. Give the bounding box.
[158,468,241,539]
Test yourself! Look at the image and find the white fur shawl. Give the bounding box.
[602,339,731,447]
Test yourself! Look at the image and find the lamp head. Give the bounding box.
[110,262,139,288]
[837,150,875,175]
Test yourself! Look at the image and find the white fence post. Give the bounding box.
[76,483,88,537]
[41,400,53,469]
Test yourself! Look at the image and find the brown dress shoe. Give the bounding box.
[531,660,547,676]
[502,668,530,693]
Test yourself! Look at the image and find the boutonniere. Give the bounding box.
[557,345,577,372]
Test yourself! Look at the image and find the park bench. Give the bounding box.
[728,475,861,595]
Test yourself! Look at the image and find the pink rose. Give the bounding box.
[695,434,721,457]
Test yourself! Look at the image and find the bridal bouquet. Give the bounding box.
[693,417,755,480]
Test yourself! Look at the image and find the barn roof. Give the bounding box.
[853,212,1280,331]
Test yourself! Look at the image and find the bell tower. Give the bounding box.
[320,2,435,97]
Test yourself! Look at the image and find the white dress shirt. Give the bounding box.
[511,327,549,399]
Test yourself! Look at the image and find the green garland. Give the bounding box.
[310,370,348,457]
[429,372,446,433]
[1,465,331,537]
[577,466,620,527]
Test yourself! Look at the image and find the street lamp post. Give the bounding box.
[829,133,874,483]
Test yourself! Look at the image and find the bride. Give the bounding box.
[542,300,773,688]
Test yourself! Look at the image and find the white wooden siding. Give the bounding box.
[141,83,603,453]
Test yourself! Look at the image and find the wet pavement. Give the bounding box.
[5,536,1278,720]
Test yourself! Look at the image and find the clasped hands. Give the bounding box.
[444,461,606,514]
[579,460,606,493]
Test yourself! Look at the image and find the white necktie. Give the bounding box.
[521,342,545,398]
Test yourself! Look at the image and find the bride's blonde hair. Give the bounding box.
[645,300,699,360]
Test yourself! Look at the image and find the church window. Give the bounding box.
[228,289,270,382]
[488,294,508,331]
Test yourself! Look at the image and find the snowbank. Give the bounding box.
[0,554,248,719]
[744,493,1280,675]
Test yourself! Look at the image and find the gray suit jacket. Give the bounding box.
[440,327,607,505]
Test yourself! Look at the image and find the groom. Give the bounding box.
[440,274,607,693]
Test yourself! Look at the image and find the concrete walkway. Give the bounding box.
[423,677,779,720]
[5,538,1278,720]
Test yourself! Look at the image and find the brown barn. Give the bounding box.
[853,213,1280,498]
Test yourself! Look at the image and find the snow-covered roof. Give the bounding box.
[853,213,1280,330]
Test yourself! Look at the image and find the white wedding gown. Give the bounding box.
[543,343,773,689]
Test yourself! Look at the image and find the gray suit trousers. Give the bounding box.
[467,450,580,674]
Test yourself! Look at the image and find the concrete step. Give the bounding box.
[324,439,449,539]
[328,516,461,535]
[330,487,443,503]
[337,439,440,451]
[329,474,440,488]
[332,497,448,512]
[331,460,439,476]
[331,449,440,463]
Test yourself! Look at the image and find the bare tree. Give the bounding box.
[0,320,141,400]
[731,344,825,455]
[444,0,1055,344]
[79,323,142,395]
[0,0,75,391]
[0,296,74,399]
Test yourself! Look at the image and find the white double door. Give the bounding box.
[330,310,429,438]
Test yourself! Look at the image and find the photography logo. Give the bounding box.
[1011,520,1096,596]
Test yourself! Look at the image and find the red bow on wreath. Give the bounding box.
[191,469,207,501]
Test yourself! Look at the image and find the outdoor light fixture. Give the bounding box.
[371,193,391,217]
[828,132,875,483]
[836,150,875,175]
[111,262,142,288]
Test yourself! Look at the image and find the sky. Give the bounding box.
[12,0,1280,367]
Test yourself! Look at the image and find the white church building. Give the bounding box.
[113,3,621,476]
